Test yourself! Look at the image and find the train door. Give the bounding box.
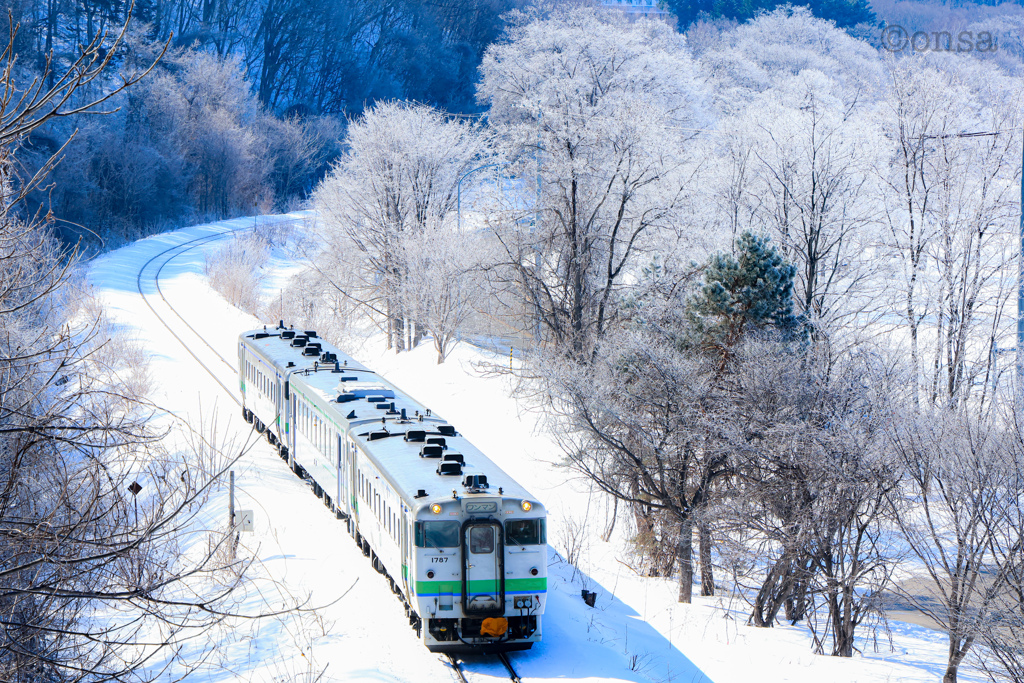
[274,372,282,433]
[461,520,504,615]
[336,434,347,519]
[346,437,358,530]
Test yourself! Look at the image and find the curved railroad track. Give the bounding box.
[134,226,244,403]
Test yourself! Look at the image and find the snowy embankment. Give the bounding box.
[87,215,982,683]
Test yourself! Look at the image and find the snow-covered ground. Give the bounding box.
[87,215,985,683]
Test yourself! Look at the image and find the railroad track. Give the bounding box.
[135,226,243,404]
[446,653,522,683]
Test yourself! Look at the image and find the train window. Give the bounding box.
[469,527,495,554]
[505,519,545,545]
[415,521,460,548]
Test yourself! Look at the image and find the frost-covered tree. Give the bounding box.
[478,5,706,360]
[313,101,487,351]
[888,405,1024,683]
[696,7,882,114]
[721,341,900,656]
[0,19,252,680]
[399,223,488,363]
[874,58,1022,409]
[551,233,799,603]
[722,72,879,334]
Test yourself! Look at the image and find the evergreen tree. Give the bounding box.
[685,231,797,360]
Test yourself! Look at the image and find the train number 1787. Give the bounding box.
[431,557,448,563]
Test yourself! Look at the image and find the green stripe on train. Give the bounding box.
[412,577,547,595]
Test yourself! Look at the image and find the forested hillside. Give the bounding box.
[2,0,524,246]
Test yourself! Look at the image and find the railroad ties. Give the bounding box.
[445,653,522,683]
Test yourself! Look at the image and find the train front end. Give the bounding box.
[411,488,546,652]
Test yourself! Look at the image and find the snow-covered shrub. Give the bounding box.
[205,231,270,314]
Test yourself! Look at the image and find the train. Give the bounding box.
[237,322,547,652]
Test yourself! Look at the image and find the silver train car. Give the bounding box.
[238,322,547,652]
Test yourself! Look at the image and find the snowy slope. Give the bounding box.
[87,215,983,683]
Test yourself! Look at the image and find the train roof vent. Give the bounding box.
[254,332,270,340]
[438,425,456,436]
[369,430,389,441]
[375,402,392,410]
[302,347,319,356]
[441,452,464,465]
[415,489,428,498]
[338,376,359,382]
[337,393,357,403]
[426,437,446,448]
[420,445,443,458]
[290,337,308,347]
[282,330,296,339]
[346,410,357,419]
[405,430,426,443]
[305,330,318,338]
[367,396,387,404]
[463,474,489,492]
[437,462,462,476]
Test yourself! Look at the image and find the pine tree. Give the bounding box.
[685,231,797,361]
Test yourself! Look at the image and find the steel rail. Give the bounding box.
[134,227,242,404]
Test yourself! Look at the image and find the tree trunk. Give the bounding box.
[943,636,973,683]
[784,555,813,623]
[699,521,715,597]
[677,516,693,603]
[601,496,617,543]
[829,587,855,657]
[394,316,405,352]
[752,556,792,627]
[386,298,394,350]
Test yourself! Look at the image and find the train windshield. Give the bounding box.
[415,521,460,548]
[505,518,545,545]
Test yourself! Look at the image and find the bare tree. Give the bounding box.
[0,14,269,680]
[313,101,487,351]
[887,405,1024,683]
[548,327,730,604]
[724,71,877,336]
[399,222,487,363]
[874,59,1021,409]
[478,5,705,361]
[710,337,901,660]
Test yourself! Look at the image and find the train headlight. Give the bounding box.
[430,503,442,515]
[521,500,532,512]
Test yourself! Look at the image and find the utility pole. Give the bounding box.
[1018,126,1024,407]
